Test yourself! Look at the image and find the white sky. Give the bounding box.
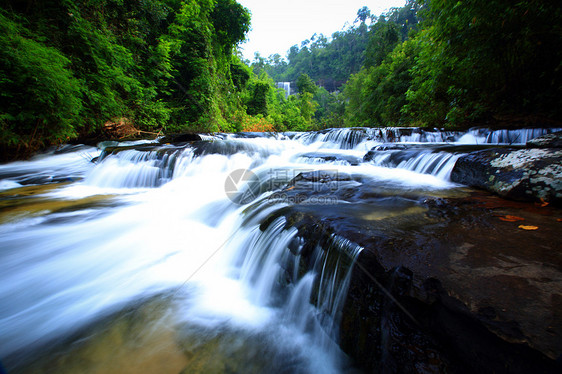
[236,0,407,61]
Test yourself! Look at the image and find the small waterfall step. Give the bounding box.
[364,144,468,180]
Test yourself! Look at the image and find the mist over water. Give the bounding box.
[0,127,558,373]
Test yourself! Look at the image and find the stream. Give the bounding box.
[0,127,559,373]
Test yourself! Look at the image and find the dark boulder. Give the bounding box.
[272,172,562,373]
[451,148,562,206]
[159,133,202,143]
[526,131,562,148]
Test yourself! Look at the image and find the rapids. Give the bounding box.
[0,127,559,373]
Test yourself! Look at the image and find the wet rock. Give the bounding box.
[366,143,411,154]
[191,140,267,157]
[159,132,202,143]
[339,194,562,373]
[297,152,362,165]
[291,170,352,184]
[526,131,562,148]
[273,174,562,373]
[97,140,120,150]
[99,143,169,159]
[5,294,186,374]
[451,148,562,206]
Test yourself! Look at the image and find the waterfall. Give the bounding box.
[87,148,182,188]
[483,128,562,144]
[0,126,557,372]
[458,127,562,144]
[292,127,461,151]
[364,147,462,180]
[219,202,363,370]
[277,81,291,98]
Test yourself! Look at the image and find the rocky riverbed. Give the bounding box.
[1,127,561,374]
[260,160,562,373]
[451,132,562,206]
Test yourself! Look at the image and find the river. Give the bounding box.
[0,127,559,373]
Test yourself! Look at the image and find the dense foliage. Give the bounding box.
[252,3,422,129]
[2,0,560,159]
[345,0,562,127]
[1,0,296,159]
[0,0,248,158]
[254,0,561,129]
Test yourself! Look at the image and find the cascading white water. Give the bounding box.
[0,126,556,372]
[457,127,562,144]
[365,149,462,180]
[277,81,291,98]
[87,148,181,188]
[483,128,561,144]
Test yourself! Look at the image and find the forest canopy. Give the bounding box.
[256,0,561,128]
[1,0,561,160]
[0,0,256,159]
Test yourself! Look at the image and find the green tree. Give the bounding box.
[345,38,417,127]
[355,6,373,24]
[298,92,318,126]
[296,73,318,95]
[246,80,270,116]
[0,0,253,159]
[314,87,345,128]
[404,0,562,125]
[364,19,401,68]
[0,11,82,157]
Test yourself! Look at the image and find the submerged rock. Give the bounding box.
[451,148,562,206]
